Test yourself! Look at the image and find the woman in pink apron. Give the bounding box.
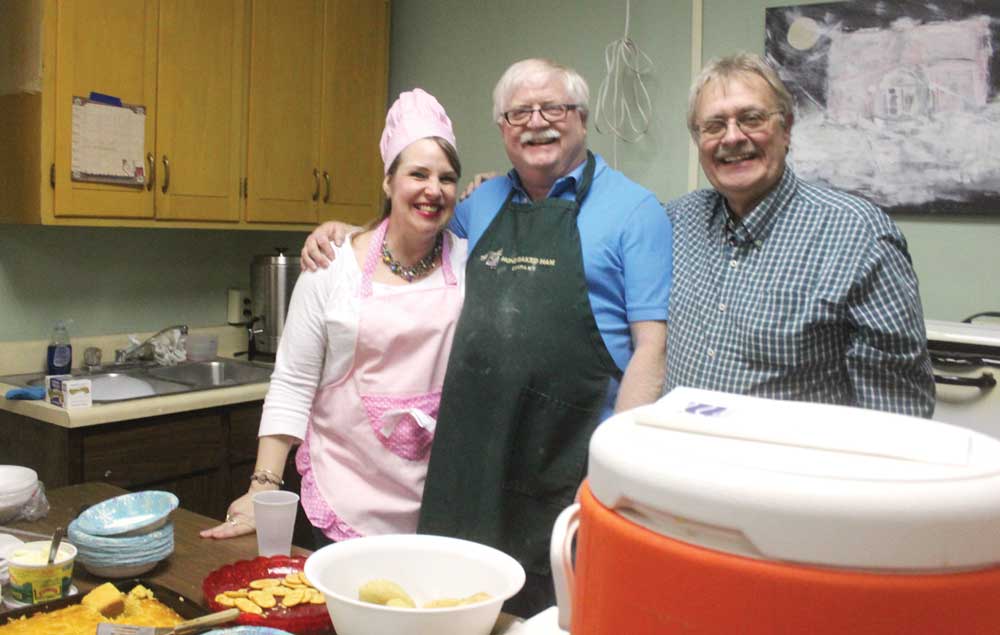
[201,89,466,547]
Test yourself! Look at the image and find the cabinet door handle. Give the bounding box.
[322,171,331,203]
[312,168,320,202]
[146,153,155,191]
[161,155,170,194]
[104,469,113,479]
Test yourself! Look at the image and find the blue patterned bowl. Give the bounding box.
[68,518,173,551]
[75,490,178,536]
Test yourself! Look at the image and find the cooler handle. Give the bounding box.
[550,502,580,631]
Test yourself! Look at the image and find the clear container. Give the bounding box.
[185,334,218,362]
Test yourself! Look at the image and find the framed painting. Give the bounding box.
[765,1,1000,214]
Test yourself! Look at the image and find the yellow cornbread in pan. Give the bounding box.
[0,583,183,635]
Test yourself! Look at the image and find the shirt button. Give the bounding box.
[729,260,739,269]
[718,303,727,312]
[707,348,716,358]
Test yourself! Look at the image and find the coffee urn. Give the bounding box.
[249,248,301,359]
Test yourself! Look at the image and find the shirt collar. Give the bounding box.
[712,166,798,248]
[506,156,590,201]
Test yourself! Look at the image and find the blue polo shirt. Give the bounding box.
[450,153,672,386]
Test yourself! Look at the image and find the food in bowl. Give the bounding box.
[358,578,492,609]
[304,534,525,635]
[0,582,183,634]
[358,579,416,608]
[7,540,77,604]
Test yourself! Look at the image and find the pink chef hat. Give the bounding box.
[379,88,456,174]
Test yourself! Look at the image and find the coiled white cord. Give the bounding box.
[593,0,654,151]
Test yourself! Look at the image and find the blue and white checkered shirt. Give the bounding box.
[665,167,935,418]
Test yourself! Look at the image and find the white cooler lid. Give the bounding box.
[588,387,1000,571]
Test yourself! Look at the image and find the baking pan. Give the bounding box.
[0,578,207,625]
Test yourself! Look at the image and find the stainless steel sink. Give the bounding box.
[147,359,273,387]
[0,359,272,403]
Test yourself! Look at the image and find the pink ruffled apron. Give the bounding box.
[296,219,461,540]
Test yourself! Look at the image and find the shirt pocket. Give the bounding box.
[737,288,827,369]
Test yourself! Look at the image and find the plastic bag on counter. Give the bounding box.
[0,480,50,524]
[125,328,187,366]
[19,481,50,521]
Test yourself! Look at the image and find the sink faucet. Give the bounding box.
[115,325,189,364]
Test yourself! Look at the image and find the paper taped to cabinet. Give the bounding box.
[71,96,146,187]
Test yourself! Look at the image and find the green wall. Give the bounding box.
[387,0,695,200]
[0,225,306,341]
[389,0,999,322]
[1,0,995,342]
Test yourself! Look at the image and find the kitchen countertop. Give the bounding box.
[0,326,267,429]
[2,482,521,633]
[0,376,268,429]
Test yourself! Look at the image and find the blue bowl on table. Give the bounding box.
[74,490,178,536]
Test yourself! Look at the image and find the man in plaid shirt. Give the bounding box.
[665,52,934,417]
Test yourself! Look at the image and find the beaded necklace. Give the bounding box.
[381,232,443,282]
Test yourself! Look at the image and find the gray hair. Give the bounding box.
[492,58,590,124]
[687,52,794,138]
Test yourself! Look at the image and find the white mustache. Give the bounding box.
[519,129,561,144]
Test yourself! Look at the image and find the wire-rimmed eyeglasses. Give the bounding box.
[695,110,783,140]
[502,104,582,126]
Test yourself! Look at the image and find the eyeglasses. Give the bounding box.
[502,104,581,126]
[696,110,783,140]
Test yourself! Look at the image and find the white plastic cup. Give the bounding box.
[253,490,299,556]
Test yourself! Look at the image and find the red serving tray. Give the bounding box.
[202,555,333,635]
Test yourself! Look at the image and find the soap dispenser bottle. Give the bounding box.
[46,320,73,375]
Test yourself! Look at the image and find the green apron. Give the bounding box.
[418,152,620,616]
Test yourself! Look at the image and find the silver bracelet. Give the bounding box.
[250,468,284,487]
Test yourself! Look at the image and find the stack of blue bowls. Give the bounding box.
[67,490,178,578]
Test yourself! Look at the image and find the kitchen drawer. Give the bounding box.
[83,412,225,487]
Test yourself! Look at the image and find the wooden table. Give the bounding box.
[3,482,520,632]
[3,481,306,603]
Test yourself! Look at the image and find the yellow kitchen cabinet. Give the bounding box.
[0,0,244,226]
[53,0,245,223]
[0,0,387,229]
[152,0,246,222]
[319,0,390,225]
[246,0,389,226]
[52,1,158,220]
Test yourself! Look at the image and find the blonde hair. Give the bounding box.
[492,58,590,124]
[687,52,794,138]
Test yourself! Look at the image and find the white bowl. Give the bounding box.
[305,534,525,635]
[0,466,38,523]
[0,466,38,496]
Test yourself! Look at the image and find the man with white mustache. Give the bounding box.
[666,52,934,416]
[301,58,672,616]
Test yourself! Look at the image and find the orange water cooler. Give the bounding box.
[550,387,1000,634]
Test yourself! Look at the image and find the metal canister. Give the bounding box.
[250,248,302,355]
